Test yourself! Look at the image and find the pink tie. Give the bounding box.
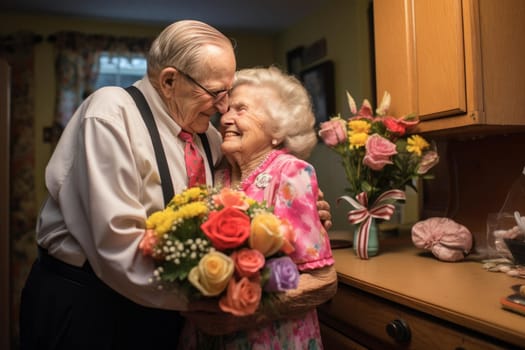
[179,130,206,187]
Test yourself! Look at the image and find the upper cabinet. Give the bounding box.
[373,0,525,135]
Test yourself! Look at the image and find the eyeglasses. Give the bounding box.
[173,67,230,103]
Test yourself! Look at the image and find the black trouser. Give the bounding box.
[20,248,183,350]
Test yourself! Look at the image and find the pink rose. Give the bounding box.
[138,228,158,257]
[318,118,347,146]
[418,150,439,174]
[363,134,397,171]
[201,207,251,250]
[231,248,265,278]
[212,188,250,211]
[219,276,262,316]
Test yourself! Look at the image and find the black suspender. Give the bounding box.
[124,86,214,206]
[125,86,174,205]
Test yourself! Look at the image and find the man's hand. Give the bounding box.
[317,190,332,231]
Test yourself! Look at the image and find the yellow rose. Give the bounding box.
[188,251,234,296]
[249,212,284,257]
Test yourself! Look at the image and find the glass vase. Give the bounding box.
[353,218,379,259]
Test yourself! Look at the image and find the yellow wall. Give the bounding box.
[1,0,375,231]
[277,0,376,230]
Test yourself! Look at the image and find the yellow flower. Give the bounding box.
[170,187,208,207]
[349,132,368,149]
[348,119,371,134]
[146,201,209,236]
[249,212,284,257]
[176,201,209,219]
[407,135,430,156]
[146,209,179,235]
[188,251,234,296]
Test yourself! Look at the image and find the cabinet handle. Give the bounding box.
[386,318,411,343]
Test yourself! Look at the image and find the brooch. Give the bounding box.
[254,173,272,189]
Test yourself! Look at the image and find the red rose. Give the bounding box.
[383,116,406,135]
[201,207,251,250]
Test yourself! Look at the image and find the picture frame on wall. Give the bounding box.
[286,46,304,79]
[300,60,335,127]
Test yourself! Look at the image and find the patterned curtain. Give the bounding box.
[0,30,152,348]
[51,31,152,133]
[0,31,41,349]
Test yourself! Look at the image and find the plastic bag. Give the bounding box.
[489,166,525,259]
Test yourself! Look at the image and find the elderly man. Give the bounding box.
[20,20,235,349]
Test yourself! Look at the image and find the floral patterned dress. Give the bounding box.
[224,149,334,349]
[180,149,334,349]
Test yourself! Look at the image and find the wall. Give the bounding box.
[422,133,525,251]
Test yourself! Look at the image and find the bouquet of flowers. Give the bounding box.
[139,186,299,316]
[318,91,439,258]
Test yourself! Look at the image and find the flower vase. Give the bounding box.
[353,218,379,259]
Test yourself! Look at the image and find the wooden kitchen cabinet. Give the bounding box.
[373,0,525,135]
[318,234,525,350]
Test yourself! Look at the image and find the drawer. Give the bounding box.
[320,322,367,350]
[318,283,512,350]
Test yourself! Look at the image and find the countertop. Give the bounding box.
[328,230,525,348]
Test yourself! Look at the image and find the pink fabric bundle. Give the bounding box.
[411,217,473,262]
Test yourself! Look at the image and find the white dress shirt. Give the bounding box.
[36,77,222,310]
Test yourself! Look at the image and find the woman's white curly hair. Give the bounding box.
[233,66,317,159]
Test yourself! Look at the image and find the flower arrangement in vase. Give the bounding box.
[318,91,439,259]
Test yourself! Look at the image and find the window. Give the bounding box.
[94,53,147,89]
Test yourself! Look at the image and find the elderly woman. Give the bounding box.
[181,66,337,349]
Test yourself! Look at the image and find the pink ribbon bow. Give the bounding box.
[339,189,406,259]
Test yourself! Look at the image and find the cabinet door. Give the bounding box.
[479,0,525,125]
[414,0,466,118]
[374,0,466,120]
[0,58,10,350]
